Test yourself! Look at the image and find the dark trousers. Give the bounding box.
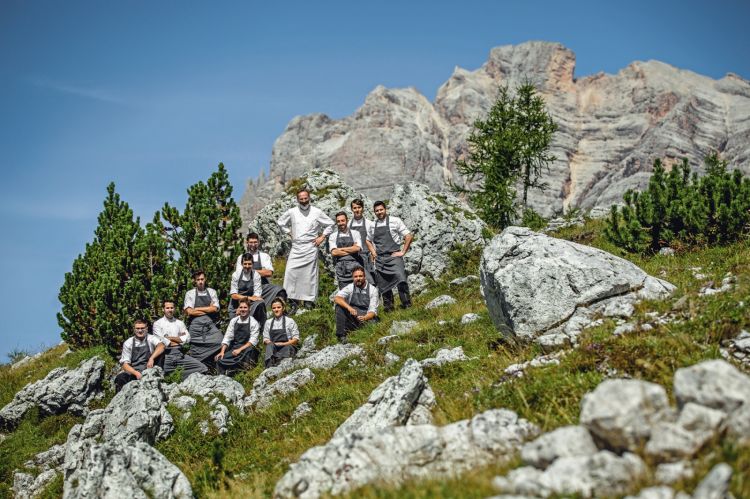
[382,282,412,311]
[335,305,362,342]
[114,372,138,393]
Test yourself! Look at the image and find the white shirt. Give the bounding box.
[262,316,300,342]
[349,217,374,242]
[277,205,334,243]
[119,335,169,365]
[336,282,379,315]
[369,215,411,245]
[152,316,191,345]
[230,269,263,296]
[183,288,220,310]
[328,228,363,251]
[222,315,261,347]
[235,251,274,274]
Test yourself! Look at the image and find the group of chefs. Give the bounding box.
[115,190,413,392]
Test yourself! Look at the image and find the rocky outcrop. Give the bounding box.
[0,357,105,430]
[243,368,315,411]
[274,409,538,498]
[480,227,675,348]
[240,41,750,221]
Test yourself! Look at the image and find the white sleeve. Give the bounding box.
[177,320,190,344]
[235,254,243,273]
[263,321,271,342]
[395,217,411,238]
[183,289,195,310]
[149,335,169,349]
[119,338,133,365]
[317,209,335,236]
[367,221,375,241]
[336,284,353,302]
[260,253,274,272]
[230,270,241,294]
[209,288,220,309]
[365,220,374,242]
[328,232,338,250]
[254,271,262,296]
[152,319,165,339]
[287,318,300,340]
[351,230,362,248]
[223,317,236,346]
[368,284,379,315]
[277,209,292,234]
[249,318,260,346]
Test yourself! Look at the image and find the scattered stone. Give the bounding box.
[169,373,245,409]
[408,274,429,295]
[292,402,312,420]
[645,403,726,462]
[480,227,674,345]
[493,450,647,499]
[384,352,400,366]
[334,359,430,438]
[461,313,480,324]
[296,334,318,359]
[437,320,448,326]
[625,486,690,499]
[520,425,597,469]
[24,444,66,471]
[171,395,197,413]
[425,295,457,309]
[691,463,733,499]
[377,335,398,345]
[672,295,689,312]
[699,273,735,296]
[504,351,568,379]
[389,320,418,336]
[580,379,671,452]
[420,346,470,368]
[209,401,231,435]
[63,440,193,498]
[12,470,58,499]
[0,356,105,430]
[658,247,676,256]
[543,215,585,233]
[450,275,479,286]
[244,368,315,411]
[198,421,210,435]
[613,323,637,336]
[655,461,694,485]
[673,359,750,414]
[10,356,32,370]
[275,409,538,498]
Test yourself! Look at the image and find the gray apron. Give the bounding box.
[162,332,206,380]
[349,219,376,285]
[349,283,371,315]
[252,254,285,306]
[333,230,364,289]
[129,338,153,372]
[217,319,258,371]
[264,316,297,367]
[187,290,223,363]
[229,270,267,323]
[373,216,407,293]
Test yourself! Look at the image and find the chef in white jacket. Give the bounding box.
[276,189,334,310]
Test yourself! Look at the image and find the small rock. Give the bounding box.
[420,346,470,368]
[407,274,429,295]
[671,295,689,312]
[461,313,480,324]
[377,335,399,345]
[645,403,726,462]
[198,421,210,435]
[450,275,479,286]
[625,486,690,499]
[425,295,457,309]
[389,320,418,336]
[674,359,750,414]
[171,396,197,412]
[655,461,694,485]
[292,402,312,420]
[692,463,733,499]
[658,248,676,256]
[296,335,318,359]
[613,323,637,336]
[244,369,316,411]
[384,352,400,366]
[520,425,597,468]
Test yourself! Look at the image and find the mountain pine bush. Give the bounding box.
[606,154,750,253]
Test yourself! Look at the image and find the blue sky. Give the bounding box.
[1,0,748,361]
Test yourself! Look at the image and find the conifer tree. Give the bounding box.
[161,163,243,323]
[58,183,173,356]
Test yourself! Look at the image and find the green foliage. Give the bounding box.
[606,154,750,253]
[57,184,173,356]
[453,83,557,229]
[521,208,547,231]
[161,163,244,324]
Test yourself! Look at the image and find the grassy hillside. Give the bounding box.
[1,218,749,498]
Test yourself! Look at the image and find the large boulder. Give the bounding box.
[0,357,105,430]
[274,409,538,498]
[480,227,675,346]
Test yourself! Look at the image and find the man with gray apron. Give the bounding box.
[349,198,376,285]
[263,309,300,368]
[370,201,413,312]
[216,298,260,375]
[152,300,208,380]
[184,270,224,369]
[229,253,267,330]
[115,318,168,392]
[333,266,379,343]
[329,211,365,289]
[234,232,286,305]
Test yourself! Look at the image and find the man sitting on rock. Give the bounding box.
[152,300,208,381]
[369,200,413,311]
[333,266,378,343]
[115,318,168,393]
[235,232,287,306]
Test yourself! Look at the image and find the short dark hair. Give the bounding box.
[241,252,254,263]
[373,200,386,210]
[237,297,250,306]
[351,199,364,208]
[351,265,365,276]
[297,188,310,197]
[335,211,348,220]
[192,269,205,279]
[134,318,148,327]
[271,297,286,309]
[162,300,175,307]
[246,232,259,241]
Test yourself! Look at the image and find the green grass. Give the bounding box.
[2,219,750,498]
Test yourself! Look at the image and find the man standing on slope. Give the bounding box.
[329,211,364,289]
[277,188,334,310]
[235,232,286,306]
[152,300,208,380]
[184,270,224,369]
[370,200,413,312]
[348,198,376,285]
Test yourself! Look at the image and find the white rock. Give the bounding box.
[377,335,399,345]
[520,425,597,468]
[692,463,733,499]
[461,313,480,324]
[384,352,401,366]
[645,403,726,462]
[389,320,418,336]
[408,274,429,296]
[169,373,245,408]
[674,359,750,414]
[253,344,364,390]
[292,402,313,420]
[420,346,470,368]
[579,378,671,452]
[13,469,58,499]
[450,275,479,286]
[425,295,457,309]
[244,368,315,411]
[655,461,694,485]
[624,486,690,499]
[171,396,197,412]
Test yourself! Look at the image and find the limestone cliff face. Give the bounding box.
[240,41,750,223]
